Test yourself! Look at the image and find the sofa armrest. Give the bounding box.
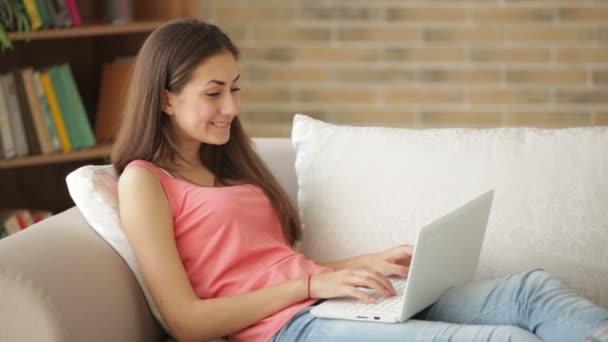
[0,207,164,342]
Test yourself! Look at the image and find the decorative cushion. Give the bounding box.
[292,114,608,308]
[66,165,170,332]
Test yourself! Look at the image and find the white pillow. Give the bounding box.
[66,165,170,332]
[292,114,608,308]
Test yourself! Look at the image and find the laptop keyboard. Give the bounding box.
[345,278,408,314]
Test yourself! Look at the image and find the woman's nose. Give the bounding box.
[221,93,239,116]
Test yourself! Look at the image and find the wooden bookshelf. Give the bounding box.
[0,0,199,213]
[0,144,112,170]
[8,21,166,41]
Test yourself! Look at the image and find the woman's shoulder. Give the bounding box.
[120,160,176,195]
[119,162,163,190]
[119,160,183,214]
[124,159,158,171]
[123,159,172,181]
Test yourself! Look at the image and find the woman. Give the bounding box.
[113,18,608,342]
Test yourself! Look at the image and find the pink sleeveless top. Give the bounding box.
[126,160,331,342]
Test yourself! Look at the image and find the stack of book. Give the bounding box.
[0,208,52,239]
[0,63,96,159]
[5,0,82,32]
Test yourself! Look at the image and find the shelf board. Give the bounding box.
[0,144,112,169]
[8,21,164,41]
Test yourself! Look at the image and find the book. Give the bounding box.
[33,71,61,152]
[50,64,95,149]
[0,214,21,235]
[40,71,71,152]
[0,73,29,157]
[0,210,24,235]
[35,0,54,28]
[15,210,34,229]
[0,80,15,158]
[30,209,52,223]
[95,59,134,143]
[106,0,133,24]
[21,68,54,154]
[58,64,96,148]
[45,0,71,28]
[13,70,42,155]
[0,209,51,236]
[64,0,81,27]
[23,0,44,30]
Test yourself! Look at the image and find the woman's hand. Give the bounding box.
[360,245,414,277]
[309,268,398,303]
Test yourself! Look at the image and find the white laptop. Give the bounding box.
[310,190,494,323]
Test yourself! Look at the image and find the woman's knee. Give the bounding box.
[511,269,567,295]
[523,269,553,283]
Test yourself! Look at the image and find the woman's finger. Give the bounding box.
[364,269,397,295]
[348,273,395,297]
[386,263,409,277]
[346,286,377,303]
[387,245,414,263]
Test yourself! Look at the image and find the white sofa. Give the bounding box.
[0,139,298,341]
[0,135,606,341]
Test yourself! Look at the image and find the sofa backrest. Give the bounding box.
[254,127,608,309]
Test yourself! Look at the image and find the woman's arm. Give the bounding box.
[119,167,309,341]
[319,255,368,270]
[319,245,413,277]
[119,167,396,342]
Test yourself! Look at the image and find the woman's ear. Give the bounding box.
[162,90,174,115]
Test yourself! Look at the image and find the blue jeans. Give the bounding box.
[270,269,608,342]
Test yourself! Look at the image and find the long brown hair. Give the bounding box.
[111,18,302,245]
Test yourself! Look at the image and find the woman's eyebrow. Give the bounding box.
[206,74,240,86]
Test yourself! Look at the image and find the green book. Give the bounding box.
[49,64,95,149]
[35,0,53,28]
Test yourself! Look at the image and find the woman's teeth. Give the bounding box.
[210,122,229,127]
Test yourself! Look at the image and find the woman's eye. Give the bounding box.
[206,88,239,97]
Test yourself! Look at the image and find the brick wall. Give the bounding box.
[200,0,608,136]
